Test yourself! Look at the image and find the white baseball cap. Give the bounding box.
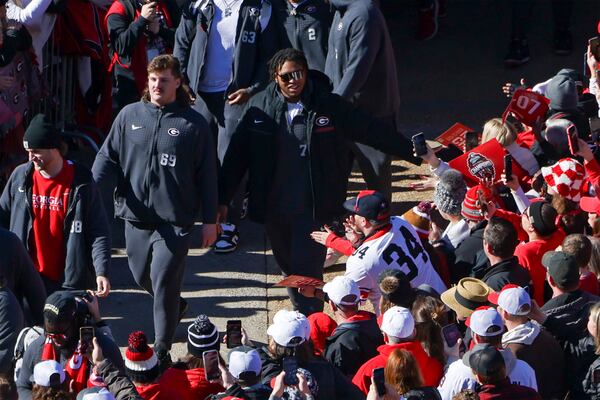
[79,388,116,400]
[380,306,415,339]
[266,310,310,347]
[322,276,360,306]
[228,347,262,379]
[466,307,505,337]
[33,360,65,387]
[488,284,531,316]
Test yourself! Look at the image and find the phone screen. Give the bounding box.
[590,117,600,143]
[441,323,461,348]
[79,326,94,353]
[567,125,579,154]
[503,154,512,180]
[465,131,479,152]
[203,350,221,381]
[412,133,427,156]
[226,320,242,349]
[282,357,299,386]
[477,190,488,215]
[373,367,386,396]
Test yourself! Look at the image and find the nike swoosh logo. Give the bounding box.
[131,125,143,130]
[18,187,25,192]
[253,119,263,124]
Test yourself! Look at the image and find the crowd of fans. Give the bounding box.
[0,0,600,399]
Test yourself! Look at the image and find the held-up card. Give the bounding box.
[502,89,549,127]
[275,275,325,288]
[448,139,506,187]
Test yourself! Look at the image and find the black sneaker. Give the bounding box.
[504,39,530,67]
[554,30,573,55]
[155,346,172,373]
[213,223,239,254]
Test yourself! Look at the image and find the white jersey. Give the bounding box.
[345,216,446,313]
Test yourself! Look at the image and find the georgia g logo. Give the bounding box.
[168,128,180,137]
[316,116,330,126]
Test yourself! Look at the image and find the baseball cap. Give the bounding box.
[380,306,415,339]
[488,284,531,316]
[43,291,77,324]
[542,251,580,288]
[228,346,262,379]
[322,276,360,306]
[343,190,390,221]
[463,344,505,377]
[581,196,600,215]
[77,388,116,400]
[267,310,310,347]
[33,360,65,387]
[526,201,557,237]
[465,307,504,337]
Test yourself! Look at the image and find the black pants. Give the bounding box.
[265,213,326,316]
[194,91,246,224]
[124,221,192,351]
[347,142,392,200]
[114,75,140,112]
[511,0,573,39]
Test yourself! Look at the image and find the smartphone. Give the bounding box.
[79,326,94,353]
[412,133,427,156]
[477,190,488,215]
[465,131,479,152]
[202,350,221,381]
[282,357,299,386]
[226,320,242,349]
[503,154,512,180]
[591,37,600,61]
[590,117,600,143]
[441,323,462,348]
[567,124,579,154]
[372,367,386,396]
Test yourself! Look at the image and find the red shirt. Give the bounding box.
[580,270,600,296]
[514,230,565,306]
[159,367,223,400]
[136,383,180,400]
[28,161,75,282]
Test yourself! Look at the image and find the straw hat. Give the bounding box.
[441,278,491,319]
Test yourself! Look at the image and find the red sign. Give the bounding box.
[503,89,549,127]
[275,275,325,288]
[448,139,506,186]
[435,122,476,150]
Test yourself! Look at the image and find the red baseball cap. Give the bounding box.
[581,196,600,214]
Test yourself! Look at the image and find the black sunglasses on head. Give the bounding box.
[278,70,304,83]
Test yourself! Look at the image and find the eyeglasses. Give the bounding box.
[278,70,304,83]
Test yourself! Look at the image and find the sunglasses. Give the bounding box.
[278,70,304,83]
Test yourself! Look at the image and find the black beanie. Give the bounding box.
[23,114,60,150]
[187,315,220,357]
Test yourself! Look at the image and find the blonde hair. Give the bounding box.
[481,118,517,147]
[590,302,600,355]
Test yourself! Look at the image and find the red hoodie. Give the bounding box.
[351,341,443,394]
[135,383,180,400]
[159,367,223,400]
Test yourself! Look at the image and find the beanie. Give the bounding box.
[187,315,220,357]
[546,75,578,111]
[23,114,60,150]
[125,331,159,384]
[401,201,432,239]
[434,169,467,216]
[461,185,493,222]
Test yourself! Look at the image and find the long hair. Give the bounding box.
[551,195,586,235]
[142,55,193,107]
[31,385,74,400]
[590,302,600,355]
[412,295,447,366]
[384,349,424,395]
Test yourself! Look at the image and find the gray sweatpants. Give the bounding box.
[124,221,193,351]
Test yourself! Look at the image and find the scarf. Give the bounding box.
[42,335,90,393]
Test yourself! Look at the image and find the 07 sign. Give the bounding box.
[503,89,549,127]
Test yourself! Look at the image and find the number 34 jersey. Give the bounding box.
[345,216,447,313]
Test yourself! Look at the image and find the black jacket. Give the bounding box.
[257,347,366,400]
[584,354,600,399]
[481,256,532,292]
[0,287,23,375]
[325,0,400,121]
[174,0,279,96]
[274,0,332,72]
[404,387,442,400]
[453,220,487,283]
[218,73,417,223]
[542,290,600,398]
[323,312,383,377]
[92,100,218,226]
[0,227,46,324]
[209,383,272,400]
[0,162,111,290]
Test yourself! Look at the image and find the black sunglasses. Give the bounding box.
[278,70,304,83]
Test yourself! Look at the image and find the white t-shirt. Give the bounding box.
[197,0,241,93]
[345,216,446,313]
[437,351,538,400]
